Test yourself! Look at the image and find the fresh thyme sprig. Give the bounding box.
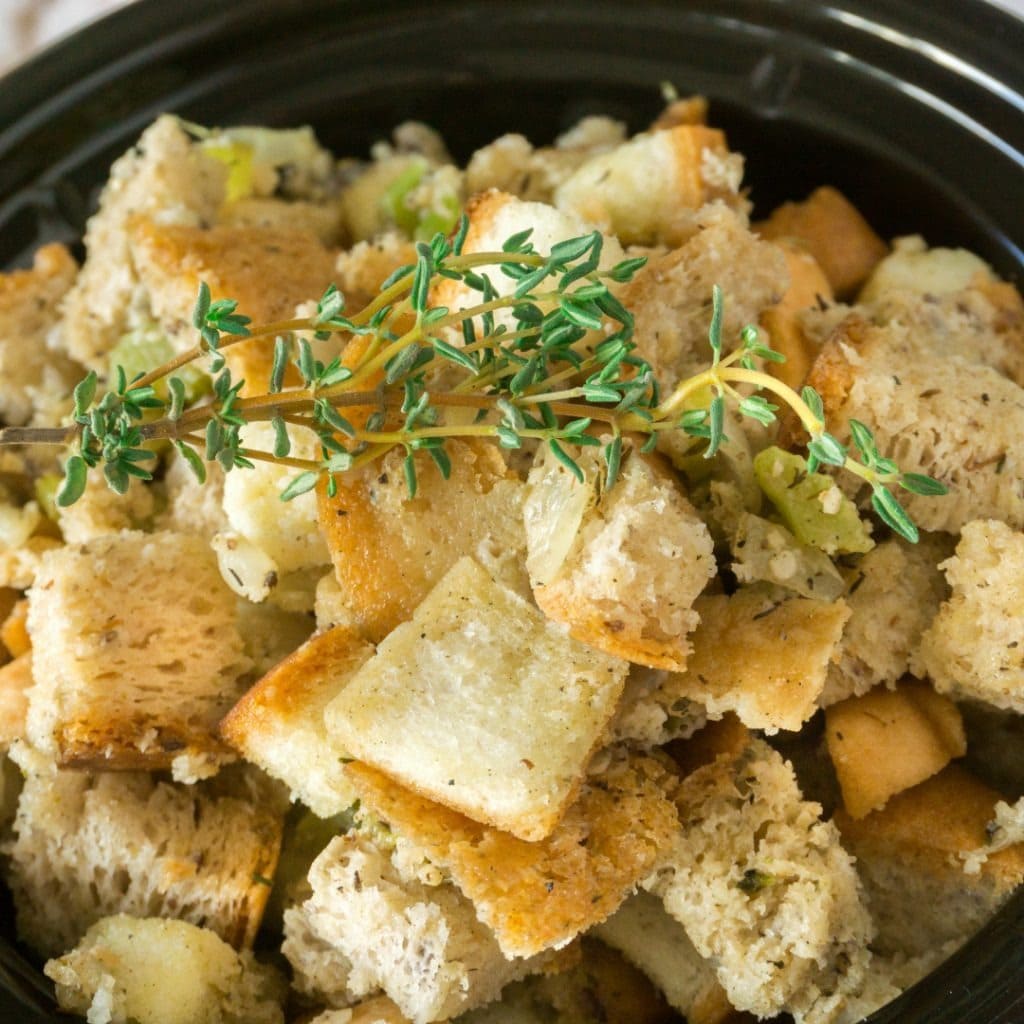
[0,218,945,543]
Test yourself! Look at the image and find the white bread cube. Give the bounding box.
[158,450,230,539]
[554,125,743,246]
[647,738,873,1023]
[306,998,410,1024]
[326,558,628,841]
[915,519,1024,712]
[44,914,285,1024]
[344,752,679,959]
[221,625,374,818]
[859,234,993,304]
[300,833,553,1024]
[25,530,251,772]
[0,653,32,750]
[0,243,82,426]
[660,586,849,733]
[822,534,952,705]
[319,440,529,644]
[57,465,157,545]
[526,444,715,672]
[3,755,283,957]
[281,902,360,1009]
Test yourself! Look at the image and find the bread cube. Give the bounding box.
[826,681,966,818]
[333,232,417,311]
[822,534,952,705]
[307,998,410,1024]
[526,444,715,671]
[0,653,32,749]
[318,440,528,643]
[4,756,283,957]
[0,242,82,426]
[647,738,873,1023]
[859,234,992,303]
[915,519,1024,712]
[44,915,285,1024]
[659,587,849,733]
[554,124,743,246]
[221,625,373,818]
[344,752,679,958]
[834,766,1024,957]
[300,834,554,1024]
[57,465,158,544]
[25,530,251,773]
[281,902,360,1009]
[326,558,628,840]
[755,186,888,298]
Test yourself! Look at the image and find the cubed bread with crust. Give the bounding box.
[345,752,679,959]
[25,530,251,773]
[60,115,229,370]
[647,738,874,1024]
[221,625,374,818]
[3,754,283,958]
[0,654,32,750]
[825,681,966,819]
[0,243,82,426]
[526,445,715,672]
[795,316,1024,532]
[553,124,744,246]
[834,766,1024,957]
[822,534,953,706]
[915,519,1024,712]
[755,186,888,298]
[299,833,553,1024]
[326,558,629,841]
[333,232,418,311]
[44,915,286,1024]
[318,440,528,644]
[281,901,361,1009]
[658,586,849,733]
[618,204,789,390]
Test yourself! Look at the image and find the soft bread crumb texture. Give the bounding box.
[44,914,286,1024]
[25,530,251,771]
[326,557,629,841]
[915,519,1024,712]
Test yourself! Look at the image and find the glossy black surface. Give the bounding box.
[0,1,1022,1021]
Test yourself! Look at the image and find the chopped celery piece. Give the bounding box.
[414,192,461,242]
[202,140,255,202]
[381,157,428,236]
[109,323,210,406]
[754,446,874,555]
[34,474,61,523]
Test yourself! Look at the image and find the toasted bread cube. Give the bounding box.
[594,893,734,1024]
[0,596,29,658]
[327,558,628,840]
[822,534,952,705]
[795,318,1024,532]
[647,739,873,1023]
[756,186,888,298]
[334,232,418,311]
[650,95,710,131]
[300,834,554,1024]
[835,766,1024,957]
[915,519,1024,712]
[553,125,743,246]
[859,235,992,303]
[618,205,789,389]
[526,445,715,672]
[659,587,849,733]
[5,755,283,957]
[0,654,32,750]
[129,219,338,392]
[45,915,285,1024]
[0,242,81,426]
[57,465,158,545]
[318,440,528,644]
[826,681,966,819]
[345,753,678,959]
[25,530,251,773]
[281,901,360,1009]
[307,998,410,1024]
[221,625,373,818]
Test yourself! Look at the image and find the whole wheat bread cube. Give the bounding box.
[0,242,82,426]
[553,124,744,247]
[300,833,554,1024]
[525,444,715,672]
[2,752,283,958]
[915,519,1024,712]
[326,558,629,841]
[318,440,529,644]
[659,586,849,733]
[646,738,874,1024]
[24,530,252,773]
[344,752,679,959]
[221,624,374,818]
[834,766,1024,958]
[44,914,286,1024]
[822,534,952,705]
